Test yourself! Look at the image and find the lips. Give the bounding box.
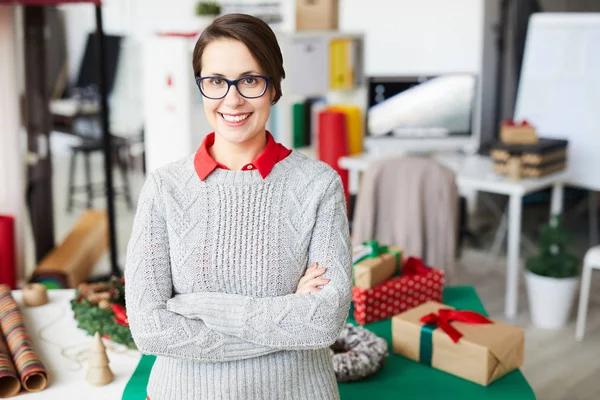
[219,113,251,123]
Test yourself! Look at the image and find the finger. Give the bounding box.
[305,266,327,279]
[306,277,330,286]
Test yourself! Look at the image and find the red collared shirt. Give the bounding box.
[194,131,292,181]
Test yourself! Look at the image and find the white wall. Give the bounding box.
[339,0,485,75]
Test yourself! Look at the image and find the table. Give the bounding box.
[339,152,568,318]
[123,286,536,400]
[11,287,534,399]
[10,289,141,399]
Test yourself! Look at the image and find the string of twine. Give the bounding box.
[35,300,138,372]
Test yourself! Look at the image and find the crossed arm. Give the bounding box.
[125,171,352,362]
[166,172,353,350]
[125,173,281,362]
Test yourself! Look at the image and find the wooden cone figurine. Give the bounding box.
[86,332,114,386]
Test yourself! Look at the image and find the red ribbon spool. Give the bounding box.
[317,110,350,204]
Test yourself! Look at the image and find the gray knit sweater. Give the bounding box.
[124,151,352,400]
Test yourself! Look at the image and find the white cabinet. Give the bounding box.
[287,37,328,96]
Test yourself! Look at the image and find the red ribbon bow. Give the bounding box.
[420,309,493,343]
[504,119,531,127]
[402,257,431,276]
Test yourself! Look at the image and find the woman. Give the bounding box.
[125,13,352,400]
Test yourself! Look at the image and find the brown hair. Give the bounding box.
[192,14,286,104]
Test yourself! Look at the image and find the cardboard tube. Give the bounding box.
[0,286,49,392]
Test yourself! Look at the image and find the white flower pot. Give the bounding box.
[525,271,579,329]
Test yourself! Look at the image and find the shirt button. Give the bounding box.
[246,165,253,170]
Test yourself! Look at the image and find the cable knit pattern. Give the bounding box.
[125,151,352,400]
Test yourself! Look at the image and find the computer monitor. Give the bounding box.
[363,74,479,154]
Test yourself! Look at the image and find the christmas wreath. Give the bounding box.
[70,276,136,350]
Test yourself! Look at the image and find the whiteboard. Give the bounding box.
[514,13,600,191]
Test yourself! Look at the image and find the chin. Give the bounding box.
[216,124,258,145]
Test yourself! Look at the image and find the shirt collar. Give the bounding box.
[194,131,289,181]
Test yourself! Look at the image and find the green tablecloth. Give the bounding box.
[122,286,536,400]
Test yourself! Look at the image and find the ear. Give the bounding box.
[270,87,277,104]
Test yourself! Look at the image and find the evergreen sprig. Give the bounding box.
[70,278,136,350]
[525,215,580,278]
[196,1,221,16]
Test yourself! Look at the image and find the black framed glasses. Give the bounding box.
[195,75,271,99]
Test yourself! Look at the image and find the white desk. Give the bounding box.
[339,152,568,318]
[11,289,141,399]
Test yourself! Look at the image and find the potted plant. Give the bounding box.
[525,214,580,329]
[195,1,221,27]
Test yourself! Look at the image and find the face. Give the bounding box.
[200,39,274,146]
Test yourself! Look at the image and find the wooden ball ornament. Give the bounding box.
[22,283,49,307]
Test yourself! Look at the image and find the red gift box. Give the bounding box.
[352,257,444,325]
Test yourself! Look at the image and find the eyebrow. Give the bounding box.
[207,71,261,77]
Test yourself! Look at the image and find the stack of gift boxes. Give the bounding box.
[351,241,444,324]
[351,241,525,386]
[490,119,569,179]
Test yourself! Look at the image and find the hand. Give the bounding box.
[296,262,330,294]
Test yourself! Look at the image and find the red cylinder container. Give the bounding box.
[317,110,349,205]
[0,215,16,289]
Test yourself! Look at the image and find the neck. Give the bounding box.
[210,131,267,170]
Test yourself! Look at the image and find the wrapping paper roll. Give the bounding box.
[0,285,48,393]
[0,332,20,398]
[317,110,349,203]
[0,216,16,290]
[327,105,363,155]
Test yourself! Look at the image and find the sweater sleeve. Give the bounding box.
[166,172,353,350]
[125,173,279,362]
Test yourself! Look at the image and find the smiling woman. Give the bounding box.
[125,13,352,400]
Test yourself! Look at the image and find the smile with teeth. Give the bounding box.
[220,113,251,122]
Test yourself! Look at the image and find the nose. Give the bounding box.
[223,83,245,107]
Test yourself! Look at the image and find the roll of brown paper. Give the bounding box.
[0,285,49,392]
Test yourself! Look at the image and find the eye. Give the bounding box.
[241,77,258,86]
[209,77,225,86]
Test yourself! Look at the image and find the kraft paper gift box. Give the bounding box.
[392,301,524,386]
[296,0,338,31]
[352,257,444,325]
[499,119,538,145]
[352,241,402,289]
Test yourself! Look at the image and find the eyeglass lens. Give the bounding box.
[201,76,267,99]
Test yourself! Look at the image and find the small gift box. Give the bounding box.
[500,119,538,145]
[491,138,568,178]
[352,241,402,290]
[352,257,444,325]
[392,301,524,386]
